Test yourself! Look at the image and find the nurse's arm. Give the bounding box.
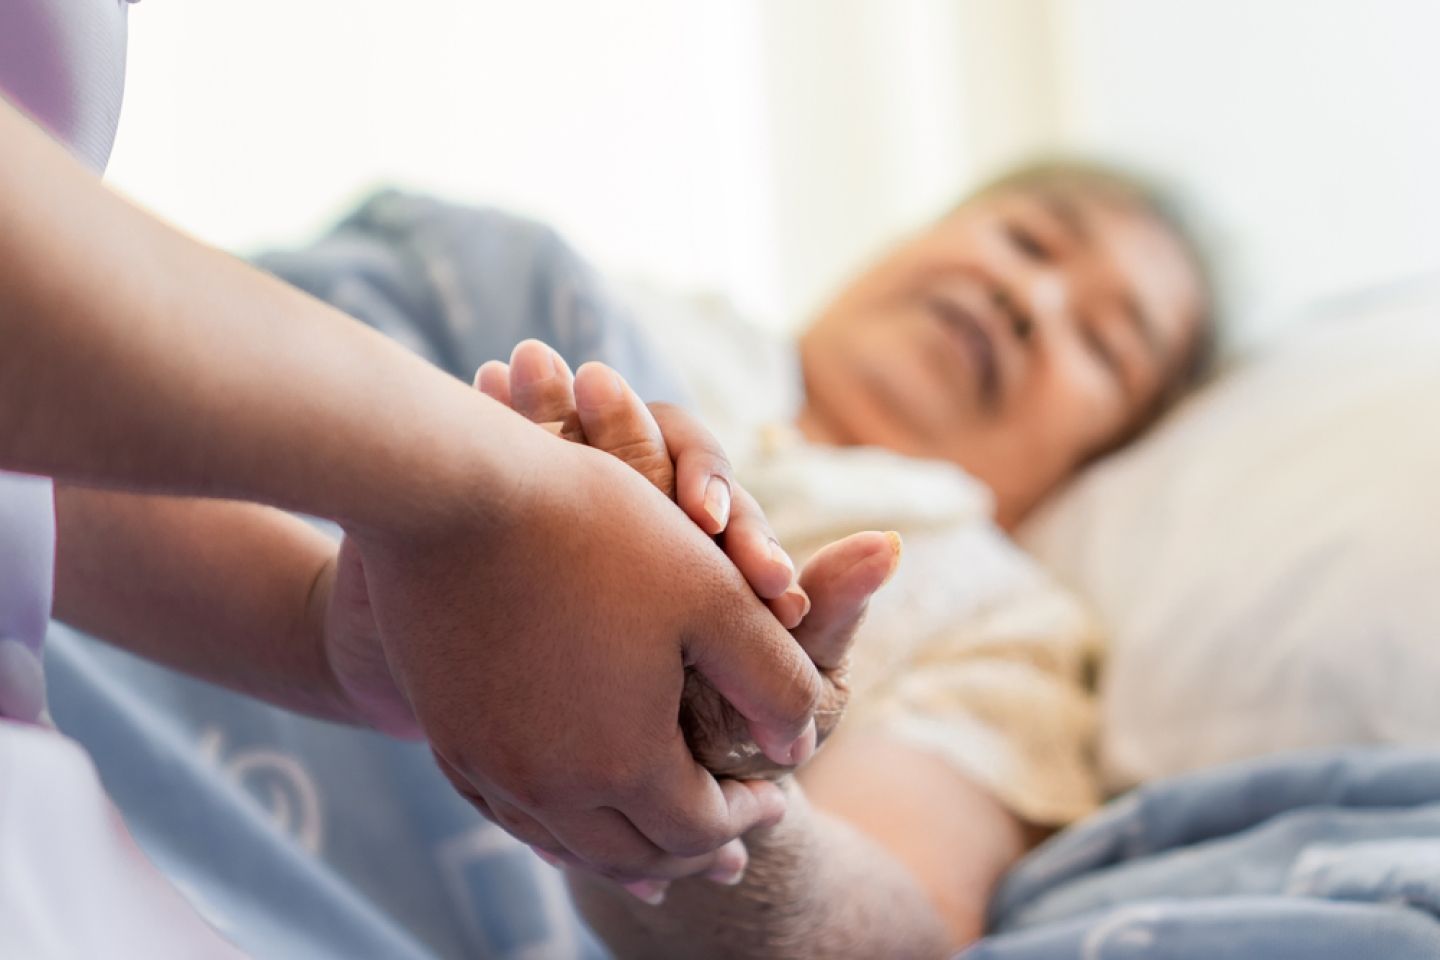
[0,96,824,883]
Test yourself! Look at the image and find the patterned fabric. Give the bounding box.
[964,747,1440,959]
[47,624,608,960]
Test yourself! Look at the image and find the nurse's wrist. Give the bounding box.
[323,386,542,547]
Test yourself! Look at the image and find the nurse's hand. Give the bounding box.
[477,342,811,629]
[477,342,896,778]
[320,403,822,885]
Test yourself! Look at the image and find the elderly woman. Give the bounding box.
[459,162,1211,957]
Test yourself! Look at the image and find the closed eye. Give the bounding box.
[1005,222,1053,262]
[992,288,1036,342]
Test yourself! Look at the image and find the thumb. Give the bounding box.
[793,532,902,670]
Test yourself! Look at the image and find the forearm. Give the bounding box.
[568,780,954,960]
[51,485,358,723]
[0,99,531,535]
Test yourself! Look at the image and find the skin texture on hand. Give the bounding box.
[347,434,822,882]
[480,345,812,630]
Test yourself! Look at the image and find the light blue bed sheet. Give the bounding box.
[46,624,609,960]
[967,746,1440,959]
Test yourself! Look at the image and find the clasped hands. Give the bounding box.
[318,340,896,898]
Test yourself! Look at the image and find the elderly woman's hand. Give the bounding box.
[478,342,899,781]
[678,532,897,780]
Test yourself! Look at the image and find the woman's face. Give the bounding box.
[798,185,1204,528]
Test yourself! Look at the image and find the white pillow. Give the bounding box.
[1016,282,1440,794]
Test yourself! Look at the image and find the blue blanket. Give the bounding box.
[250,189,689,404]
[47,191,1440,959]
[968,747,1440,958]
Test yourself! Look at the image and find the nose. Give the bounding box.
[1012,270,1072,346]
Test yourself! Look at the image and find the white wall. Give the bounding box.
[1055,0,1440,345]
[756,0,971,323]
[107,0,786,320]
[107,0,993,331]
[107,2,1440,346]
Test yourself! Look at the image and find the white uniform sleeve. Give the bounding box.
[0,720,251,959]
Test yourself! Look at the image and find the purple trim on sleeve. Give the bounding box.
[0,0,129,173]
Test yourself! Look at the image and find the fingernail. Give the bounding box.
[622,879,669,905]
[704,478,731,530]
[705,840,749,885]
[881,531,904,587]
[783,584,811,620]
[530,846,562,868]
[767,540,795,578]
[754,725,792,765]
[788,718,818,766]
[705,861,747,886]
[540,421,565,437]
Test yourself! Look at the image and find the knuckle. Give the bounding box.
[773,652,823,724]
[731,486,770,528]
[607,436,672,483]
[490,804,536,837]
[590,845,659,881]
[665,818,733,859]
[701,446,734,480]
[572,748,655,807]
[654,403,728,458]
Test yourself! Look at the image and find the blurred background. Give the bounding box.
[107,0,1440,347]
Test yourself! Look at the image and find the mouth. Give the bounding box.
[926,293,1002,410]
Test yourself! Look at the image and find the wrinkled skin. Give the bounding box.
[681,642,849,781]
